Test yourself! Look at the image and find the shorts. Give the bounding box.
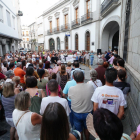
[73,111,92,132]
[6,118,15,127]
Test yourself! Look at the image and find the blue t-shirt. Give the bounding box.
[90,53,94,58]
[63,79,77,101]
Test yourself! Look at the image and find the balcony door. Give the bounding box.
[75,34,78,50]
[75,8,78,23]
[65,36,68,50]
[86,31,90,51]
[65,14,68,29]
[50,21,52,32]
[86,0,91,19]
[57,18,59,31]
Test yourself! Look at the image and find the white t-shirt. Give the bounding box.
[86,54,89,59]
[47,56,51,62]
[40,96,70,116]
[91,85,126,115]
[26,63,30,68]
[88,80,102,92]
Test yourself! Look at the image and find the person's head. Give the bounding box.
[3,61,8,67]
[22,60,26,68]
[93,108,123,140]
[6,70,14,79]
[111,53,114,57]
[113,58,118,66]
[117,69,126,82]
[67,62,71,67]
[38,69,45,82]
[74,61,79,68]
[39,62,43,69]
[45,61,50,69]
[90,69,98,82]
[51,73,57,80]
[117,59,125,67]
[26,76,37,88]
[57,60,61,66]
[27,58,32,63]
[12,76,20,85]
[73,70,84,83]
[9,63,15,70]
[114,54,118,59]
[44,59,47,63]
[3,82,15,98]
[48,79,58,93]
[103,62,109,69]
[105,68,117,84]
[98,59,104,66]
[61,65,66,75]
[40,103,70,140]
[17,62,22,68]
[15,91,31,111]
[26,66,34,77]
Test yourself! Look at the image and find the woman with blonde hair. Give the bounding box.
[87,69,102,91]
[60,65,69,90]
[2,82,19,140]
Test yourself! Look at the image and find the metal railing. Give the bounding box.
[61,23,70,32]
[47,29,53,35]
[81,12,93,24]
[71,18,80,28]
[54,26,61,34]
[101,0,119,14]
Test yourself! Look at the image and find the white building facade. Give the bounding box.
[20,25,30,49]
[0,0,22,56]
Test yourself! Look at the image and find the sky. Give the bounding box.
[19,0,59,26]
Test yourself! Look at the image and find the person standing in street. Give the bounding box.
[85,52,89,67]
[90,51,94,66]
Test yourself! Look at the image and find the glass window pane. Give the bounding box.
[6,10,11,27]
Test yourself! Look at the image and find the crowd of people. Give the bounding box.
[0,49,139,140]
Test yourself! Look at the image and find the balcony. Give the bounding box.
[61,24,70,32]
[81,12,93,25]
[47,29,53,35]
[71,18,80,29]
[54,27,61,34]
[101,0,119,17]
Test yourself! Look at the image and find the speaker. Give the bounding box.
[97,49,101,55]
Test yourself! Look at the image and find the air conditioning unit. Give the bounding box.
[18,11,23,16]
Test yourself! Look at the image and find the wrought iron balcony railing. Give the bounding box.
[54,27,61,34]
[71,18,80,28]
[101,0,119,15]
[81,12,93,24]
[47,29,53,35]
[61,24,70,32]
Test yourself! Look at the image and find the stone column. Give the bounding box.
[0,44,3,56]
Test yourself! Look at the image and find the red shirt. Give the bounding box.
[0,73,5,80]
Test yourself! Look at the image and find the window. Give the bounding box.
[65,14,68,29]
[27,38,29,41]
[26,31,29,36]
[75,8,79,22]
[12,16,15,29]
[86,31,90,51]
[50,21,52,32]
[56,18,59,30]
[6,10,11,27]
[65,36,68,50]
[0,5,3,23]
[75,34,78,50]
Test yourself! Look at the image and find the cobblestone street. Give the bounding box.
[0,64,132,140]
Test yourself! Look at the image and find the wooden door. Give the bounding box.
[57,18,59,31]
[76,8,78,23]
[86,32,90,51]
[65,14,68,29]
[65,36,68,50]
[86,0,90,19]
[50,21,52,32]
[75,34,78,50]
[49,39,55,51]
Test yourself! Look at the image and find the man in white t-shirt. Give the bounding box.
[91,68,125,119]
[40,79,70,116]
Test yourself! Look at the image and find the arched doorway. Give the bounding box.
[49,38,55,51]
[75,34,78,50]
[85,31,90,51]
[101,21,120,53]
[57,37,60,51]
[65,36,68,50]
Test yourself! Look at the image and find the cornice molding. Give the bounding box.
[62,7,69,13]
[43,0,70,16]
[73,0,80,7]
[54,12,60,17]
[48,16,52,20]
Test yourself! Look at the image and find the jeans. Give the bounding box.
[68,100,74,128]
[90,57,94,65]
